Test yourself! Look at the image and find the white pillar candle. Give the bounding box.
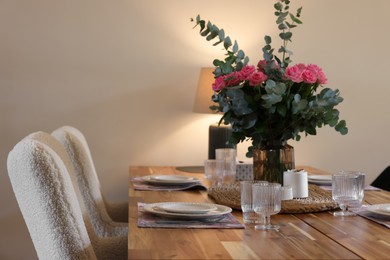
[283,170,309,198]
[281,186,293,200]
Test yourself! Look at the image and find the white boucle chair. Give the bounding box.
[51,126,128,235]
[30,131,128,238]
[7,134,127,260]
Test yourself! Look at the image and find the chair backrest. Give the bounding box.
[7,133,97,260]
[52,126,114,228]
[372,166,390,191]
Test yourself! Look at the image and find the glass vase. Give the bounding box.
[252,141,295,184]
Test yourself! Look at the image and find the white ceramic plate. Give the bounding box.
[143,202,232,219]
[142,175,199,185]
[366,204,390,216]
[157,202,218,214]
[308,175,332,185]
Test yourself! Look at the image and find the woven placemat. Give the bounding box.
[208,182,338,214]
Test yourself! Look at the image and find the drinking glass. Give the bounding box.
[340,170,365,209]
[204,159,224,186]
[240,180,268,225]
[215,148,237,183]
[332,171,363,216]
[252,183,282,230]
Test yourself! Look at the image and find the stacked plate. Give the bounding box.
[308,175,332,185]
[144,202,232,220]
[141,175,200,186]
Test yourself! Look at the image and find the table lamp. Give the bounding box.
[193,67,235,159]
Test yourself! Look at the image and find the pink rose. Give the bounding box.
[224,72,241,86]
[257,60,267,71]
[285,63,306,83]
[249,71,268,86]
[307,64,328,84]
[238,65,256,81]
[212,76,226,91]
[301,69,317,84]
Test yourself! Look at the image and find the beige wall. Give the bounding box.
[1,0,389,258]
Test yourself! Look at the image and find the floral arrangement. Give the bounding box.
[192,0,348,157]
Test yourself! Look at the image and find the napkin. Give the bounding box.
[137,202,244,229]
[132,177,207,191]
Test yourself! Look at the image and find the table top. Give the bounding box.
[128,166,390,259]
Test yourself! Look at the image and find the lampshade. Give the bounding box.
[193,67,215,113]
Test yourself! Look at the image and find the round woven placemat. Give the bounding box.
[208,182,338,214]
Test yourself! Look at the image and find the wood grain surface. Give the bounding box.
[128,166,390,259]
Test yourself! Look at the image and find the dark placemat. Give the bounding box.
[353,205,390,228]
[137,202,244,229]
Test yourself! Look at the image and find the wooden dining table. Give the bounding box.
[128,166,390,259]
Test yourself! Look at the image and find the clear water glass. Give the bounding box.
[240,180,268,225]
[340,170,365,209]
[204,159,224,186]
[215,148,237,183]
[332,171,364,216]
[252,183,282,230]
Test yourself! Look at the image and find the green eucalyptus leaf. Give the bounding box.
[200,27,210,37]
[213,40,223,46]
[237,50,245,59]
[206,30,219,41]
[262,93,283,108]
[279,32,292,41]
[274,2,283,11]
[198,20,205,31]
[264,35,272,44]
[244,56,249,65]
[335,120,348,134]
[226,89,253,116]
[218,29,225,41]
[292,98,308,114]
[286,21,297,29]
[297,7,303,17]
[305,126,317,135]
[278,23,288,30]
[263,45,272,51]
[265,80,276,92]
[290,13,302,24]
[233,41,238,53]
[223,37,232,49]
[276,12,288,24]
[236,62,244,71]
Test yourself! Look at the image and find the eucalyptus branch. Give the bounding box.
[191,15,249,76]
[271,0,303,68]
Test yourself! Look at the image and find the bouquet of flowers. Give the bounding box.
[192,0,348,157]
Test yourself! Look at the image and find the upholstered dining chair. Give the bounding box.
[31,131,128,238]
[371,166,390,191]
[7,133,127,259]
[51,126,128,233]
